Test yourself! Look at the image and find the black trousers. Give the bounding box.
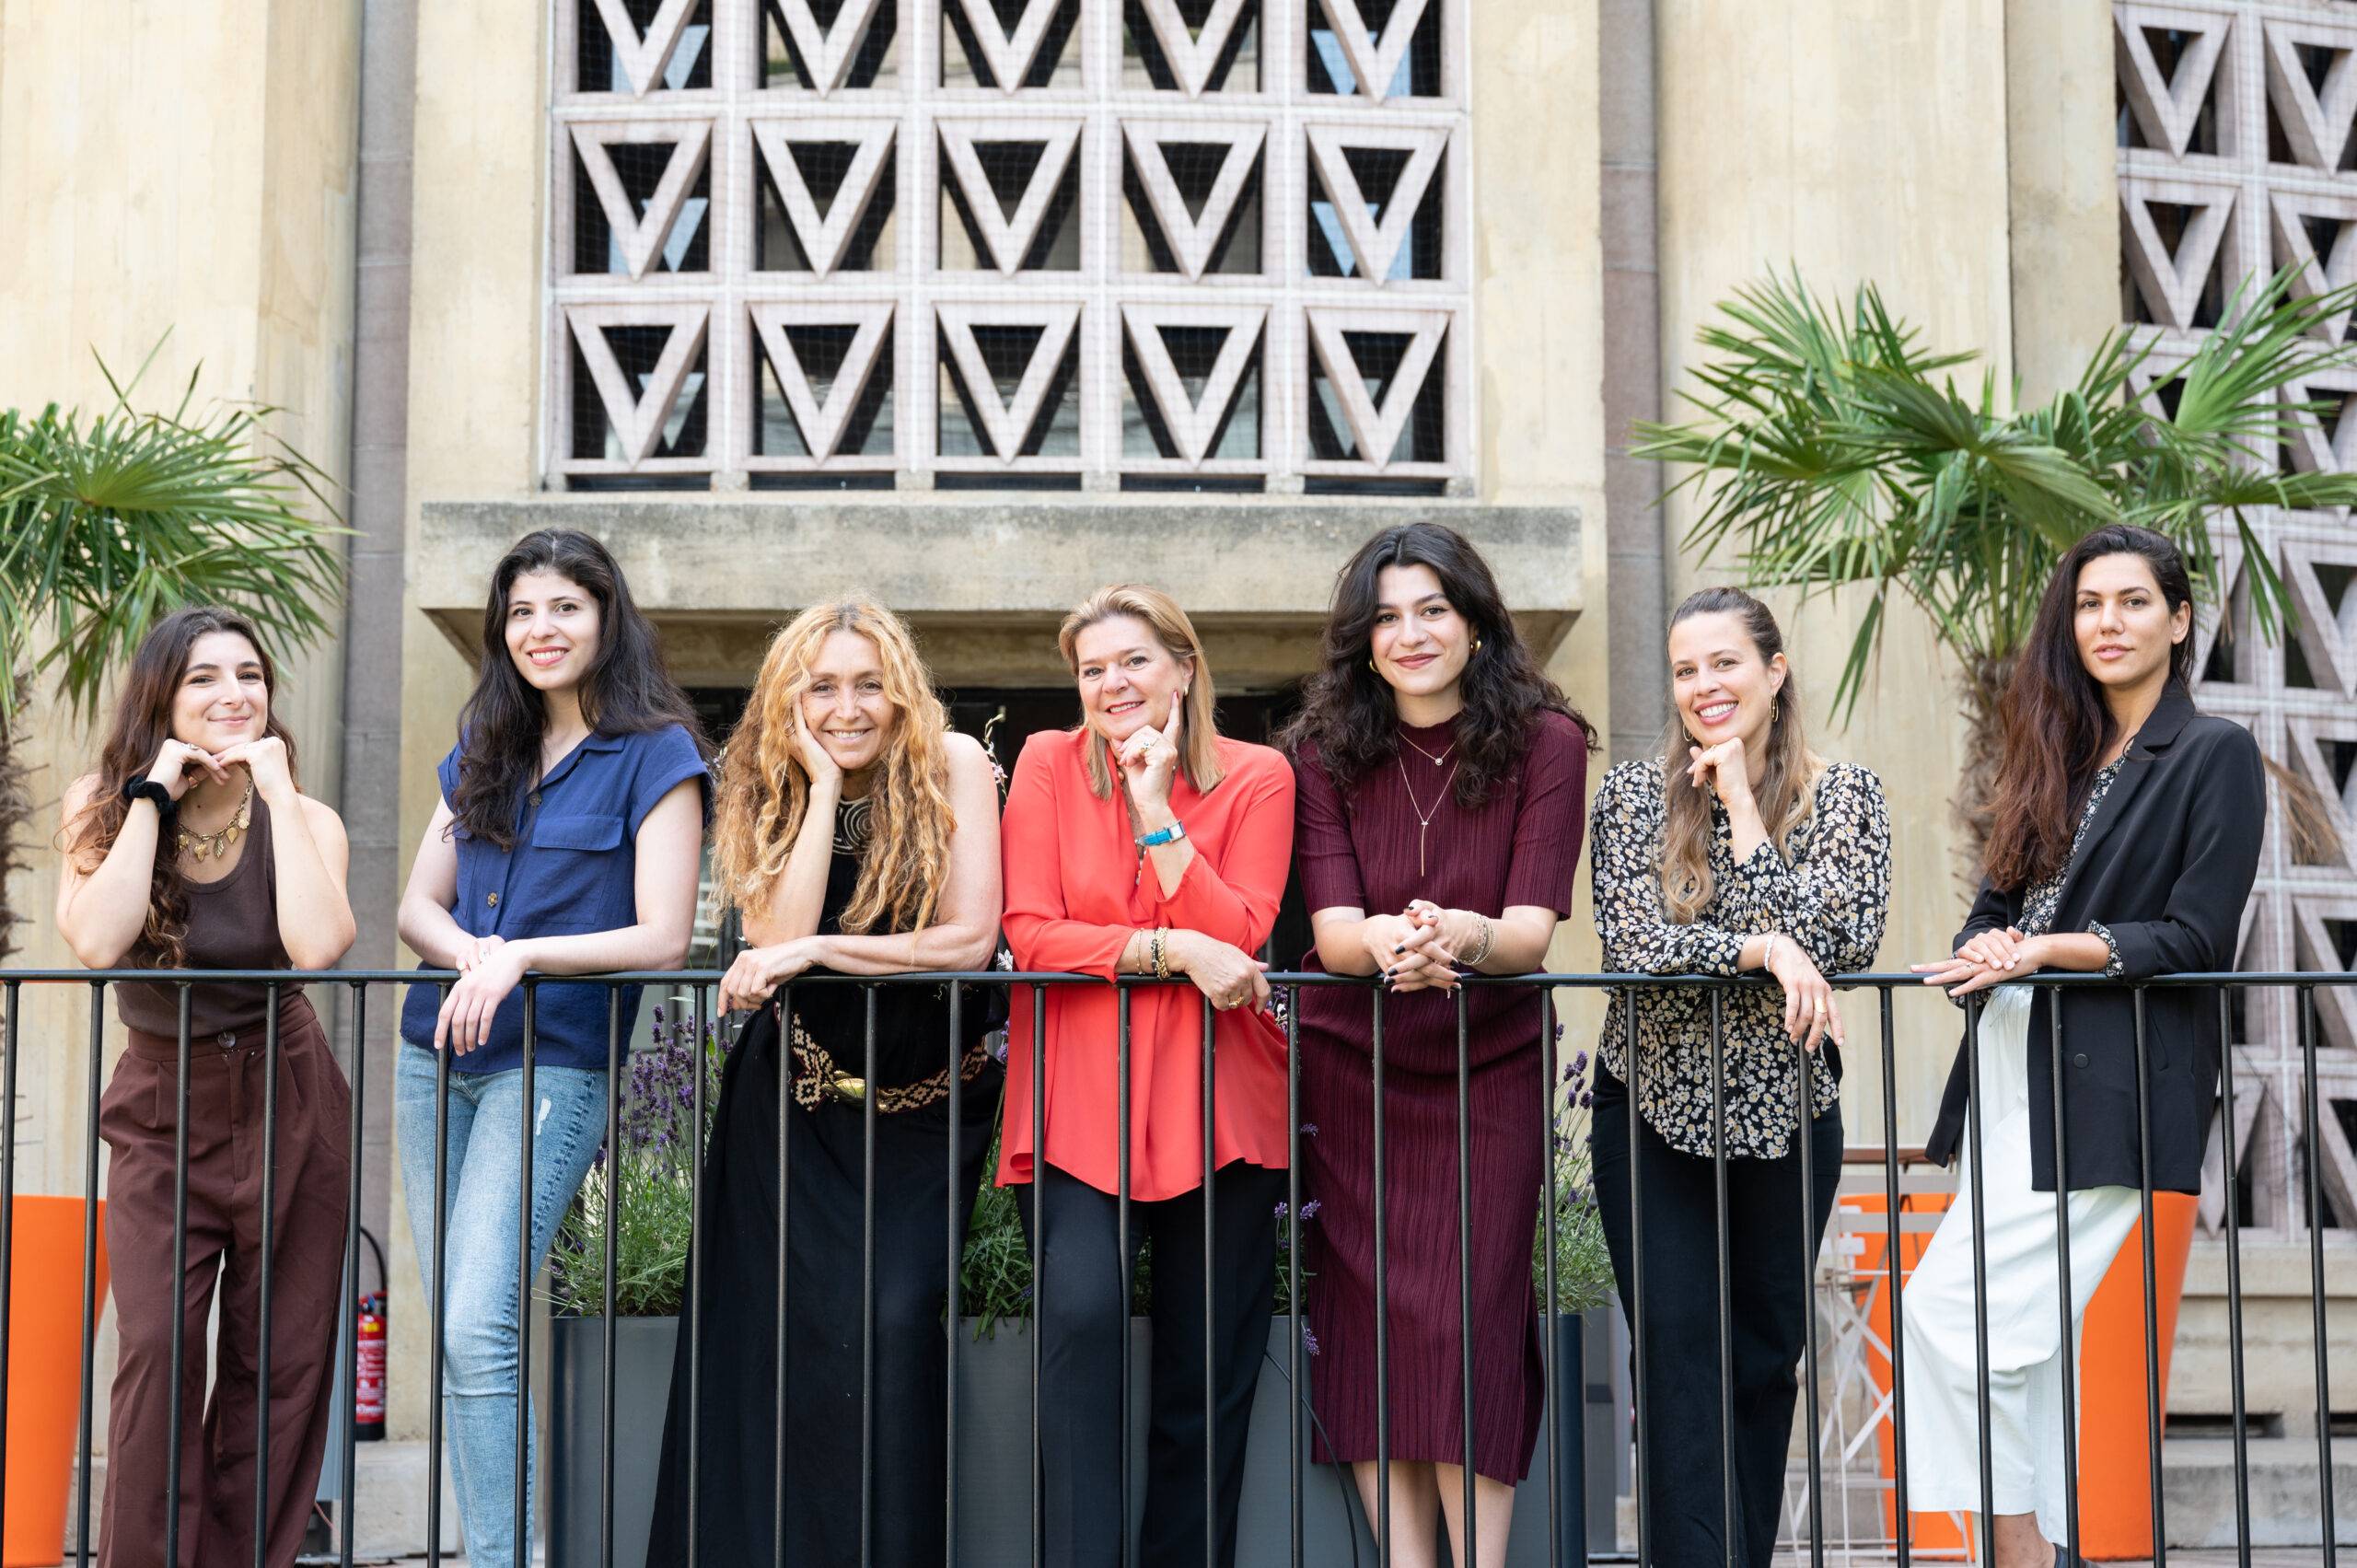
[1589,1063,1842,1568]
[1018,1159,1284,1568]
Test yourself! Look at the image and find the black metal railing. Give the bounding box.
[0,966,2347,1566]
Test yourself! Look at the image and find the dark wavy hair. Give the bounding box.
[1277,522,1595,805]
[63,606,300,967]
[1982,524,2197,891]
[449,528,706,849]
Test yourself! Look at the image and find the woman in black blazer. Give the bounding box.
[1905,524,2264,1568]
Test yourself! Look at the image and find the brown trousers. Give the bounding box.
[98,1002,351,1568]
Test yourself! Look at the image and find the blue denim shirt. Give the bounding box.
[399,724,711,1074]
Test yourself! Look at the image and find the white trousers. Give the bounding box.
[1900,985,2142,1551]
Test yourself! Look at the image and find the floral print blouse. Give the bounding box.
[1589,758,1892,1161]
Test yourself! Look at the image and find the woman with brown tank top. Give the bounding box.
[55,606,356,1568]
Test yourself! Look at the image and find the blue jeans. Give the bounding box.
[394,1043,609,1568]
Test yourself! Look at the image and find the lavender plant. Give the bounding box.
[1537,1036,1616,1316]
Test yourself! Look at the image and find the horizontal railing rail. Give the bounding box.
[0,966,2347,1567]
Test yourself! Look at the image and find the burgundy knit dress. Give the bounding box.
[1294,712,1588,1483]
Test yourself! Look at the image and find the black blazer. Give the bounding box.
[1925,686,2265,1195]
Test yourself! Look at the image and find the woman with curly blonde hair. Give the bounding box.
[647,598,1004,1567]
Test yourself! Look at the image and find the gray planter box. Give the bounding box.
[550,1310,1609,1567]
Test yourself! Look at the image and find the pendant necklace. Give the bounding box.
[177,781,254,864]
[1399,732,1456,768]
[1397,756,1459,879]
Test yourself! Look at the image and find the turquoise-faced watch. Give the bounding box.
[1135,820,1188,849]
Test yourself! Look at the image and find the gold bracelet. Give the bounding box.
[1150,927,1169,981]
[1464,913,1496,968]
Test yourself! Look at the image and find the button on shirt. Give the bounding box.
[399,725,710,1074]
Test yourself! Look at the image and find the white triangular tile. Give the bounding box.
[1316,0,1431,102]
[751,301,895,460]
[750,119,896,275]
[2263,17,2357,171]
[937,301,1080,461]
[2114,6,2231,158]
[567,304,710,465]
[938,120,1083,273]
[2270,191,2357,343]
[571,121,714,279]
[1122,122,1263,279]
[585,0,704,96]
[1305,307,1446,468]
[1305,122,1446,285]
[771,0,888,94]
[1121,303,1264,463]
[2120,182,2235,330]
[1135,0,1252,97]
[947,0,1070,93]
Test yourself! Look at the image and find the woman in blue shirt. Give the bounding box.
[395,528,709,1568]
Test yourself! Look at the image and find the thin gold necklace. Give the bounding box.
[1399,731,1455,767]
[1397,757,1460,879]
[177,782,254,864]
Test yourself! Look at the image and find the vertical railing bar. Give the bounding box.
[1625,991,1651,1568]
[1538,988,1560,1568]
[1285,984,1304,1568]
[1455,984,1477,1568]
[688,981,708,1568]
[2133,987,2166,1566]
[515,983,537,1568]
[1118,984,1133,1568]
[1963,995,1996,1549]
[0,979,18,1544]
[166,982,192,1568]
[2300,984,2339,1568]
[861,986,879,1568]
[1710,987,1735,1568]
[427,985,451,1568]
[600,987,622,1568]
[1372,984,1390,1568]
[1030,981,1047,1568]
[2216,987,2252,1568]
[1796,1020,1825,1567]
[946,982,963,1568]
[252,984,282,1568]
[339,983,367,1568]
[2049,992,2083,1567]
[1877,984,1910,1567]
[1201,992,1217,1568]
[76,982,103,1568]
[775,983,795,1568]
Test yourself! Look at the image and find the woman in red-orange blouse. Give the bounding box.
[997,584,1295,1568]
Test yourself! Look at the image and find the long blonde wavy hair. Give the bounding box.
[714,600,958,934]
[1656,587,1823,923]
[1058,584,1226,801]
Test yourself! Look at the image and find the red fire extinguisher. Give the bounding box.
[355,1228,387,1443]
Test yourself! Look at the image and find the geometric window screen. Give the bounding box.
[549,0,1469,491]
[2119,0,2357,1244]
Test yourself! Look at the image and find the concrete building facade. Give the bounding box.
[1,0,2349,1532]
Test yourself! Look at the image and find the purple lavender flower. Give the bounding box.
[1572,1050,1587,1074]
[1299,1122,1318,1139]
[1300,1325,1320,1357]
[1299,1199,1321,1222]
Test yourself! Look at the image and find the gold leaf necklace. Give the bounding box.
[177,782,254,864]
[1397,756,1460,880]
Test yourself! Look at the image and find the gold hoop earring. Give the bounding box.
[1472,636,1483,654]
[1369,658,1379,673]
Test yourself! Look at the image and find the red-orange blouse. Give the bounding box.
[995,726,1296,1200]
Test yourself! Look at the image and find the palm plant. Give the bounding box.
[1633,267,2357,862]
[0,345,346,957]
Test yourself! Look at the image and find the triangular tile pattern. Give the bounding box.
[751,302,895,461]
[2199,1073,2267,1232]
[1314,0,1431,104]
[1305,122,1446,285]
[1121,303,1264,463]
[585,0,705,96]
[2189,523,2247,681]
[2121,182,2236,329]
[2284,711,2357,870]
[947,0,1071,93]
[938,120,1084,273]
[1134,0,1252,98]
[571,121,714,279]
[2269,189,2357,343]
[937,301,1082,461]
[1122,122,1264,279]
[750,119,897,276]
[1306,307,1446,467]
[2282,537,2357,697]
[2281,366,2357,476]
[2262,17,2357,171]
[771,0,888,94]
[2114,6,2232,157]
[567,304,711,465]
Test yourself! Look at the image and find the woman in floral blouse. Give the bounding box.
[1907,527,2263,1568]
[1587,586,1890,1568]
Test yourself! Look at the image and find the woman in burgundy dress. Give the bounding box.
[1277,522,1594,1567]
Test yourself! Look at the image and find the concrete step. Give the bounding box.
[66,1441,460,1562]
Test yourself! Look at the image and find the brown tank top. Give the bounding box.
[116,792,305,1040]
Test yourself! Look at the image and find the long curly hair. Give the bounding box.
[713,599,958,934]
[1983,524,2196,892]
[62,606,301,967]
[449,528,705,850]
[1655,587,1822,923]
[1057,584,1227,801]
[1276,521,1595,804]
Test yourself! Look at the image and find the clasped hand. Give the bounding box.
[1912,926,2040,998]
[1364,900,1465,993]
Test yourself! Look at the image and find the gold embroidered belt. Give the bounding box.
[785,1011,993,1114]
